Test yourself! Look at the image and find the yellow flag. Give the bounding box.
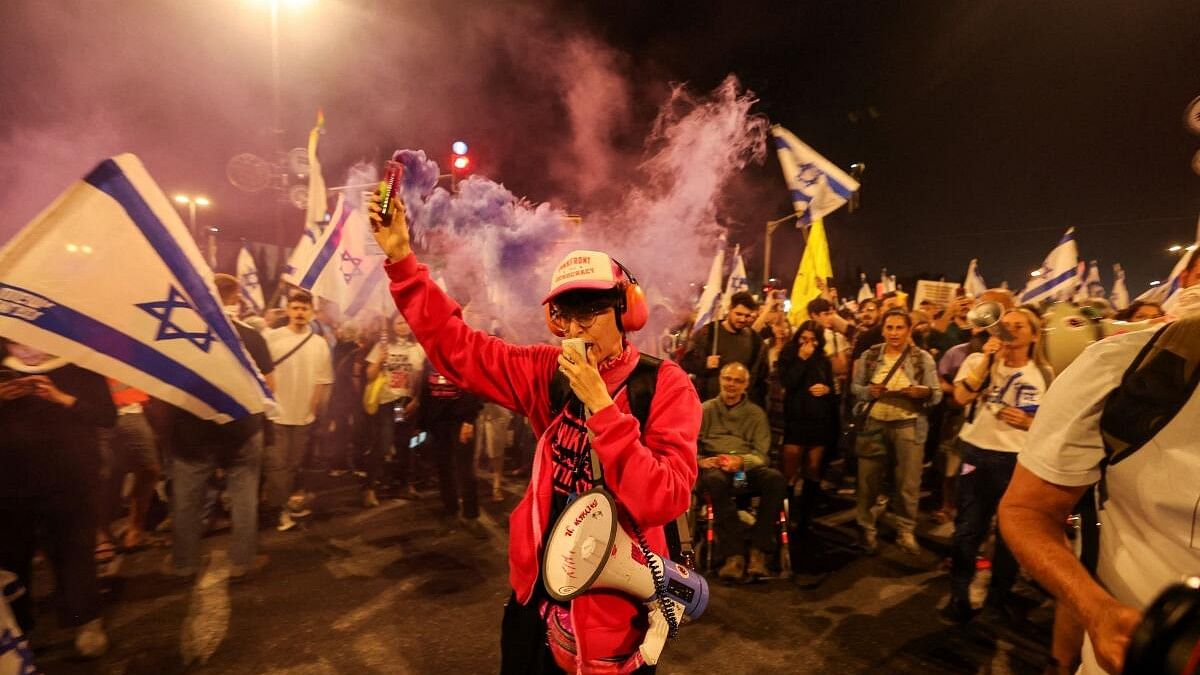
[788,218,834,325]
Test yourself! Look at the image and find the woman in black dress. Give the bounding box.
[777,320,839,531]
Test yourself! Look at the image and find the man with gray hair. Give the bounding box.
[697,362,785,582]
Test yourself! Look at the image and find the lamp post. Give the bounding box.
[173,194,211,242]
[763,211,804,288]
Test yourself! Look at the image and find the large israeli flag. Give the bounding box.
[1138,249,1194,312]
[281,195,387,317]
[964,259,988,297]
[236,244,265,315]
[1019,228,1081,305]
[771,125,860,224]
[0,154,273,423]
[691,241,726,334]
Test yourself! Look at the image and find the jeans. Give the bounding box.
[431,419,478,519]
[264,423,311,509]
[698,466,786,560]
[855,418,924,534]
[171,432,263,570]
[950,441,1019,598]
[363,406,394,488]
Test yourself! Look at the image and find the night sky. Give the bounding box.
[2,0,1198,296]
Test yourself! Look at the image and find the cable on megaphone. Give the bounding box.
[542,488,710,666]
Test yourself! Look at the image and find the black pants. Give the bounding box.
[431,419,478,519]
[950,442,1019,599]
[0,490,101,632]
[500,593,656,674]
[698,466,786,561]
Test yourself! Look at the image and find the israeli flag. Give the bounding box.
[771,125,860,224]
[1019,228,1081,305]
[691,241,726,334]
[964,259,988,297]
[720,245,749,318]
[1074,259,1105,301]
[857,272,874,302]
[281,195,387,318]
[236,244,265,315]
[1138,249,1194,311]
[0,154,273,423]
[1110,263,1130,310]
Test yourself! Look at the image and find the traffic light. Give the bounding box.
[450,140,471,185]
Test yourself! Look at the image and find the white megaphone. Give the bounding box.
[543,488,709,665]
[1040,302,1160,375]
[965,300,1015,341]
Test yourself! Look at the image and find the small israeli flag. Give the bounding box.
[692,240,726,334]
[1019,228,1081,305]
[236,244,265,315]
[964,259,988,297]
[771,125,860,224]
[1110,263,1130,310]
[720,245,749,318]
[857,272,874,302]
[0,154,273,423]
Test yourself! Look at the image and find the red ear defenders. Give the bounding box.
[544,258,648,337]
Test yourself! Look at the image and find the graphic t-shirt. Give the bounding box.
[954,353,1047,453]
[366,339,426,404]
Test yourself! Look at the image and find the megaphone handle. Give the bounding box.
[638,600,682,666]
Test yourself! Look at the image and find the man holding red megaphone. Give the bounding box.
[367,182,700,674]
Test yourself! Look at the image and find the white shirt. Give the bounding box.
[266,327,333,425]
[1019,329,1200,674]
[366,339,426,404]
[954,353,1047,454]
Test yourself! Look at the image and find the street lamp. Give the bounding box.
[763,211,804,287]
[173,194,211,241]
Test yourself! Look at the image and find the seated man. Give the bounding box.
[698,362,786,581]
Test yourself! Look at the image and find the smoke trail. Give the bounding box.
[383,76,766,345]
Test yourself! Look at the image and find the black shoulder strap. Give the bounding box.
[271,330,315,368]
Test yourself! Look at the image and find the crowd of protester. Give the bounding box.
[1,250,1196,674]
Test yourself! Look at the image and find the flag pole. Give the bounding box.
[764,211,803,287]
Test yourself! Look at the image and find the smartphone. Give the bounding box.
[378,156,405,223]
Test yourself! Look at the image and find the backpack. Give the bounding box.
[1079,321,1200,573]
[548,353,693,559]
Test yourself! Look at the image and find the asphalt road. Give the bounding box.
[27,473,1054,674]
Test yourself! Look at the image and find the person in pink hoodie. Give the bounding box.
[368,197,699,674]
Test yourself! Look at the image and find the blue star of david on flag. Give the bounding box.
[241,269,260,291]
[302,226,318,244]
[136,286,216,352]
[796,162,822,188]
[340,250,364,284]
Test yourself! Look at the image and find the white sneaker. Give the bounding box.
[277,511,297,532]
[75,618,109,658]
[896,531,922,555]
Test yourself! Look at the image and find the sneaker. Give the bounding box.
[939,593,976,624]
[75,618,109,658]
[459,517,489,540]
[230,554,269,579]
[160,554,199,578]
[277,511,298,532]
[859,530,879,556]
[717,555,745,582]
[746,548,771,579]
[895,531,922,556]
[363,489,380,508]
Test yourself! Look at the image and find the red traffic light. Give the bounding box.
[453,155,470,171]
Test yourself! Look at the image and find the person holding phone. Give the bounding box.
[942,308,1053,624]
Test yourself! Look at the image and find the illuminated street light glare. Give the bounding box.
[174,194,189,204]
[1168,244,1183,253]
[1029,269,1043,277]
[1149,280,1162,287]
[194,196,211,207]
[1188,244,1198,252]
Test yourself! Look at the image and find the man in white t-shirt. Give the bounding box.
[999,315,1200,674]
[264,291,333,531]
[943,307,1050,623]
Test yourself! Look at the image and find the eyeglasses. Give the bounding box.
[548,306,611,331]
